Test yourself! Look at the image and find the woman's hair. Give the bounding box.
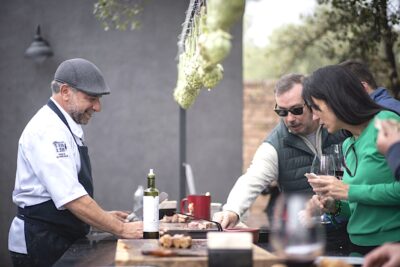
[302,65,383,125]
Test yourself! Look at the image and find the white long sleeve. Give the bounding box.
[223,142,278,218]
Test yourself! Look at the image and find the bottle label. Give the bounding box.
[143,195,159,232]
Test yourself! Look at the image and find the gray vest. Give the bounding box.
[266,122,346,193]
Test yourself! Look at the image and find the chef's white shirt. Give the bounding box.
[8,98,88,253]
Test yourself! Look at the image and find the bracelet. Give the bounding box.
[328,200,342,217]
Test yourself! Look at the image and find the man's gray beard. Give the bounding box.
[69,105,91,125]
[70,111,86,125]
[68,101,89,125]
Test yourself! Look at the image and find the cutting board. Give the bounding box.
[115,239,279,267]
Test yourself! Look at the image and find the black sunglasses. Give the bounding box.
[274,103,306,117]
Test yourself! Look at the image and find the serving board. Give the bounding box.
[115,239,279,267]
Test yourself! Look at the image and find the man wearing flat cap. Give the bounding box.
[8,58,142,267]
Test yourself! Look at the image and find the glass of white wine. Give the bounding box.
[270,193,325,267]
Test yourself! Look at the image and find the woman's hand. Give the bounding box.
[305,173,349,200]
[306,194,336,213]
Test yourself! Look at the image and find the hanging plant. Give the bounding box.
[206,0,245,31]
[173,15,204,109]
[198,30,232,67]
[199,63,224,90]
[173,0,245,109]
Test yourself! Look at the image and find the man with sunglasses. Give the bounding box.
[214,73,348,252]
[8,58,143,267]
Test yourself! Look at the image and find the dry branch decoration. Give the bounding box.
[173,0,245,109]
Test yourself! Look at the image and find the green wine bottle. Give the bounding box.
[143,169,159,239]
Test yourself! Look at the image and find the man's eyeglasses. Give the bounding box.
[274,103,306,117]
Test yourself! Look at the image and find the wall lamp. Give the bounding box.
[25,25,53,63]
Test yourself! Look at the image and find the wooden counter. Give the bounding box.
[115,239,279,267]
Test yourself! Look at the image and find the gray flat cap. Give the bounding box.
[54,58,110,95]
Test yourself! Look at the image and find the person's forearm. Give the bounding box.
[224,176,265,216]
[224,143,279,217]
[65,195,124,236]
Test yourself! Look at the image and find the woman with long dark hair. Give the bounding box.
[302,65,400,255]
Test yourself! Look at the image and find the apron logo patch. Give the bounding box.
[53,141,68,158]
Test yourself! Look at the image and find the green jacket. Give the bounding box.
[341,110,400,246]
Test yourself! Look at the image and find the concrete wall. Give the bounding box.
[0,0,243,264]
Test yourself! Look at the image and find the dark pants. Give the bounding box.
[263,185,280,225]
[349,243,379,256]
[326,223,380,256]
[325,222,351,256]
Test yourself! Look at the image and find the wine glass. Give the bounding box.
[332,144,345,180]
[310,154,336,224]
[270,193,325,267]
[310,154,336,177]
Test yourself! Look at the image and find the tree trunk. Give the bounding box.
[380,0,400,98]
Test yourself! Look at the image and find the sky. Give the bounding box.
[244,0,316,47]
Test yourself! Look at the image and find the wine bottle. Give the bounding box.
[143,169,159,239]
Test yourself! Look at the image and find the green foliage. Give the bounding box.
[244,19,340,80]
[244,0,400,96]
[93,0,145,31]
[314,0,399,59]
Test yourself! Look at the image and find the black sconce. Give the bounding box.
[25,25,53,63]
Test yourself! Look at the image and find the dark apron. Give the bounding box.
[16,99,94,267]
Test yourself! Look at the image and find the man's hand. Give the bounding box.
[212,210,239,229]
[65,195,142,238]
[108,210,130,222]
[376,119,400,155]
[121,221,143,239]
[363,243,400,267]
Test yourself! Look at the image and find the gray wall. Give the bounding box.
[0,0,243,264]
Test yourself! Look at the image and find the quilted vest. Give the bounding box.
[266,122,346,193]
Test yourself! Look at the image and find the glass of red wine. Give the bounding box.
[270,193,325,267]
[332,144,345,180]
[310,154,336,224]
